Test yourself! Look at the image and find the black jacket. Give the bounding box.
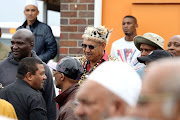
[17,20,57,63]
[0,79,48,120]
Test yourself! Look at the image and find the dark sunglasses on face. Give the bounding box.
[81,44,96,50]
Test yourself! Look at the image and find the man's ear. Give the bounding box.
[25,72,33,81]
[102,43,106,50]
[116,99,127,116]
[108,98,125,117]
[114,99,126,116]
[29,41,34,50]
[37,10,39,15]
[61,73,65,81]
[135,24,138,29]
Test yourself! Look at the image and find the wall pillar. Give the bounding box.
[60,0,94,59]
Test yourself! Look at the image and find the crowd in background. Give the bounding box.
[0,0,180,120]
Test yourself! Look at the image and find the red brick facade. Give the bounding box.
[60,0,94,59]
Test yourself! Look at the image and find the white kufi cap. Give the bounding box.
[25,0,38,8]
[88,61,142,106]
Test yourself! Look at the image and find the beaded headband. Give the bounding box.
[82,26,113,44]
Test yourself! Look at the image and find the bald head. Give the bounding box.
[13,29,34,44]
[143,58,180,94]
[134,58,180,120]
[11,29,34,61]
[170,35,180,40]
[167,35,180,56]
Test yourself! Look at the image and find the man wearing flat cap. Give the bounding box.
[133,32,164,77]
[50,56,84,120]
[78,26,117,83]
[17,0,57,63]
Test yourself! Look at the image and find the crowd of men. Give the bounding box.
[0,0,180,120]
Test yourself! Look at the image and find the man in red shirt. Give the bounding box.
[78,26,117,83]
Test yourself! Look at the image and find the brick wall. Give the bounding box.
[60,0,94,59]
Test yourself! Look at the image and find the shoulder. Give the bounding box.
[0,58,12,69]
[76,56,86,65]
[37,22,51,29]
[58,100,78,120]
[0,98,14,108]
[0,99,17,119]
[112,37,125,46]
[32,53,51,74]
[16,25,23,30]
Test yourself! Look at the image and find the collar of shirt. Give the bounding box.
[22,19,39,29]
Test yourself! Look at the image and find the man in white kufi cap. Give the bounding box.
[25,0,38,8]
[74,61,142,120]
[17,0,57,63]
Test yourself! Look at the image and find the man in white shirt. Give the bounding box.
[111,15,141,70]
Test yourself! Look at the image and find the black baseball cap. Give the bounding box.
[137,50,172,64]
[56,56,84,80]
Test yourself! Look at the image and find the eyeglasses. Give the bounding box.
[81,44,97,50]
[137,93,174,105]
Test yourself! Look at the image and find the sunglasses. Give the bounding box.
[81,44,96,50]
[81,43,101,50]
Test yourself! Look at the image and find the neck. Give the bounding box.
[125,32,137,41]
[61,80,74,92]
[27,20,36,26]
[14,53,32,62]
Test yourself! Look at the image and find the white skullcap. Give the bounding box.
[25,0,38,9]
[88,61,142,106]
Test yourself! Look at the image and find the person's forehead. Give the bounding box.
[140,43,156,49]
[25,5,38,10]
[83,39,99,45]
[123,17,135,23]
[11,37,25,42]
[37,64,44,69]
[77,81,107,99]
[169,36,180,43]
[11,36,29,43]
